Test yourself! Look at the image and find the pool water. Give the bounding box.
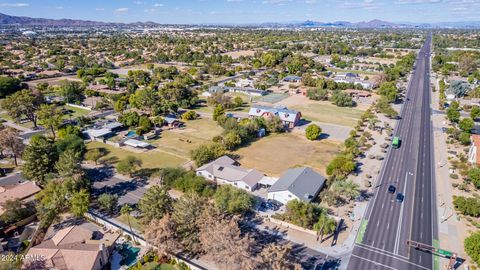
[118,242,140,267]
[126,130,137,137]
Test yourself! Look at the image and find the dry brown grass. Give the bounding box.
[234,132,340,177]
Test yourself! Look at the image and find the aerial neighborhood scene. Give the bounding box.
[0,1,480,270]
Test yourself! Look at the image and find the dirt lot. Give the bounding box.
[25,75,81,88]
[234,132,340,177]
[221,50,256,59]
[265,94,367,127]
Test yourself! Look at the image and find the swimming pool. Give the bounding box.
[126,130,137,138]
[118,242,140,267]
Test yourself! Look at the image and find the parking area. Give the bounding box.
[87,167,149,206]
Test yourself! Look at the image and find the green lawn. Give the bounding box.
[292,101,365,127]
[148,118,223,159]
[86,141,187,168]
[64,105,91,119]
[0,112,35,129]
[116,213,144,232]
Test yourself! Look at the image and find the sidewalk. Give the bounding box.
[255,202,367,259]
[430,75,466,261]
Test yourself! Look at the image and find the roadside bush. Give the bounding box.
[453,195,480,217]
[276,199,325,229]
[468,168,480,189]
[465,231,480,266]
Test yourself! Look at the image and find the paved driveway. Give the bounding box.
[88,167,148,206]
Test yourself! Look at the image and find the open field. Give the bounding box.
[292,102,365,127]
[266,94,366,127]
[234,132,340,177]
[25,75,81,88]
[148,118,223,159]
[86,141,187,168]
[221,50,256,59]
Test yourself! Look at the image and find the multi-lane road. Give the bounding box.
[347,35,438,270]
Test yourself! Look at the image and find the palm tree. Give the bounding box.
[313,214,337,242]
[332,180,360,201]
[121,204,136,243]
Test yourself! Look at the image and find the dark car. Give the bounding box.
[396,193,404,202]
[388,185,396,194]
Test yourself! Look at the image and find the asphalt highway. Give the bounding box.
[347,35,438,270]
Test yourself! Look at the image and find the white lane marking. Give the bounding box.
[351,252,429,270]
[351,255,396,270]
[356,243,410,260]
[394,171,411,255]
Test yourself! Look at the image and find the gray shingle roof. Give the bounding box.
[248,105,300,123]
[268,167,325,202]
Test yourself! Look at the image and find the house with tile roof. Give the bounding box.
[248,105,302,129]
[0,181,41,215]
[25,224,119,270]
[196,156,264,192]
[268,167,326,205]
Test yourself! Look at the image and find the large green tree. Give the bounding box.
[22,135,58,185]
[138,185,173,224]
[0,127,24,166]
[37,104,63,139]
[213,185,255,215]
[116,156,142,177]
[1,89,43,128]
[0,76,22,98]
[58,81,85,104]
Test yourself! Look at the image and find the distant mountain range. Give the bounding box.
[1,12,480,29]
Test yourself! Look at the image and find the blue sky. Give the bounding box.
[0,0,479,24]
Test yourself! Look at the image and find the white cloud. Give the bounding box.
[153,3,164,7]
[55,6,63,10]
[133,1,143,5]
[0,2,29,7]
[95,7,105,11]
[227,0,244,2]
[114,7,129,14]
[339,0,380,10]
[262,0,292,4]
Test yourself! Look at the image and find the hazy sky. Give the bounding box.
[1,0,479,24]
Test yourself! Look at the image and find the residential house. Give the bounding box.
[283,75,302,83]
[164,116,183,128]
[83,120,123,140]
[196,156,264,192]
[25,224,119,270]
[207,86,267,97]
[268,167,326,204]
[0,181,41,215]
[235,78,254,88]
[248,105,302,128]
[468,134,480,165]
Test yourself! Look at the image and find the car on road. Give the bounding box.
[396,193,404,202]
[388,185,396,194]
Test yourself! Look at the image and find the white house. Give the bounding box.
[235,78,254,88]
[196,156,264,192]
[268,167,326,205]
